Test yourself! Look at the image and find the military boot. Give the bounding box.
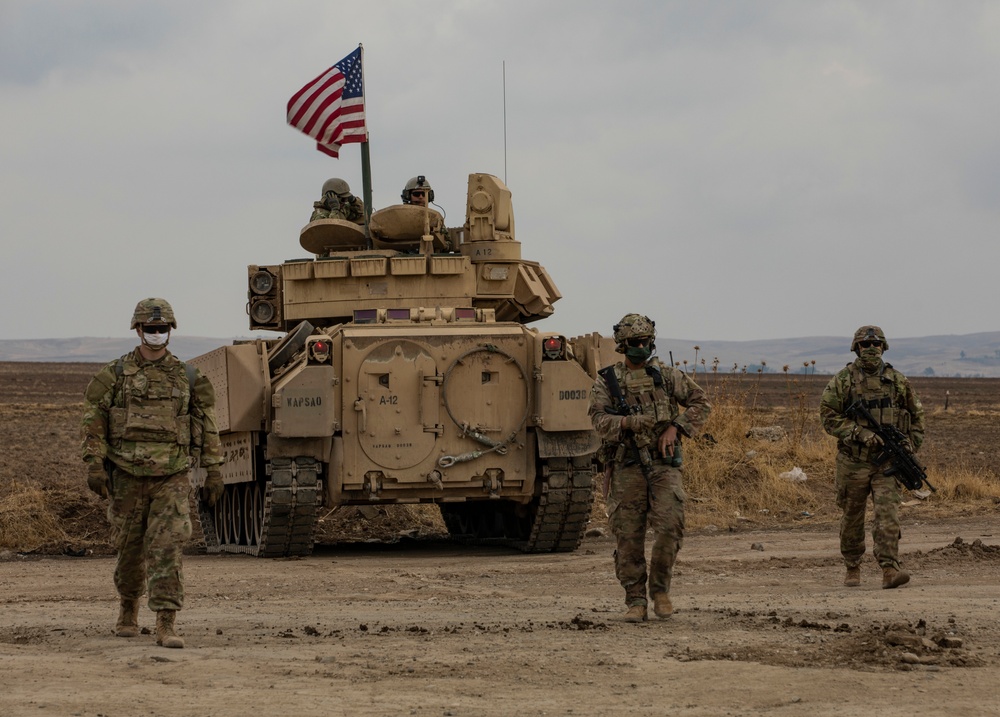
[155,610,185,648]
[115,598,140,637]
[882,567,910,590]
[623,604,648,622]
[652,593,673,619]
[844,567,861,587]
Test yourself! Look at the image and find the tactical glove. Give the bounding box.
[203,469,224,508]
[855,428,883,449]
[86,462,109,498]
[621,414,656,433]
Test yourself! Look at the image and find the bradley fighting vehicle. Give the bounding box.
[190,173,613,557]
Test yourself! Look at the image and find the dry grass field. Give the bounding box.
[2,362,997,555]
[681,370,1000,531]
[2,362,1000,717]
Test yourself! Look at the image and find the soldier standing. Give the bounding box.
[588,314,711,622]
[81,298,224,648]
[820,325,925,589]
[311,177,365,224]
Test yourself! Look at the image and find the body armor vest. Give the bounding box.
[847,363,910,461]
[618,363,679,448]
[848,364,910,434]
[615,360,682,467]
[109,360,192,447]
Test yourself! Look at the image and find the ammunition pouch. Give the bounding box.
[596,442,623,466]
[622,454,682,469]
[621,442,683,469]
[843,443,866,463]
[622,445,654,468]
[843,438,880,465]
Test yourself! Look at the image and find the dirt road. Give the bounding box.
[3,516,999,717]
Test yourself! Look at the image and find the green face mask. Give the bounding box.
[858,345,883,372]
[625,346,652,364]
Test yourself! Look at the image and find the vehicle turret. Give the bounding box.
[247,174,559,333]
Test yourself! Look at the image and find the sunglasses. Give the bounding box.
[410,191,425,198]
[143,324,170,334]
[857,340,880,348]
[625,337,650,348]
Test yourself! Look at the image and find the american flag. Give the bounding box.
[286,47,367,158]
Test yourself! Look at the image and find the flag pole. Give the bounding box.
[358,43,374,249]
[503,60,507,185]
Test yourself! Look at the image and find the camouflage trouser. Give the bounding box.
[107,467,193,612]
[835,452,902,570]
[607,462,685,607]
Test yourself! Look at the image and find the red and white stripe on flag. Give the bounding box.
[286,47,366,158]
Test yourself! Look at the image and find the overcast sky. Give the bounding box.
[2,1,998,344]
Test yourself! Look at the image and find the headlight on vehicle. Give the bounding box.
[249,270,275,295]
[250,300,276,324]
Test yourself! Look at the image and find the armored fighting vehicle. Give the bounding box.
[190,173,613,557]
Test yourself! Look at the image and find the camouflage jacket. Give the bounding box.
[310,195,366,225]
[588,356,710,458]
[820,359,925,457]
[81,348,224,477]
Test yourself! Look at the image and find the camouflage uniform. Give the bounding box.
[310,195,365,224]
[81,348,223,611]
[588,356,710,610]
[820,355,924,573]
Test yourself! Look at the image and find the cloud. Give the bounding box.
[1,0,998,342]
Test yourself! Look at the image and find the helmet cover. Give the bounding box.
[130,297,177,330]
[613,313,656,344]
[850,325,888,353]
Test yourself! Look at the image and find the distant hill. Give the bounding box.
[654,332,1000,378]
[2,331,999,378]
[0,337,244,363]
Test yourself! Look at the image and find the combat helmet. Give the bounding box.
[851,325,888,353]
[401,175,434,203]
[131,298,177,330]
[321,178,352,198]
[613,313,656,353]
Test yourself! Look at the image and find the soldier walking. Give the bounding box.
[81,298,225,647]
[588,314,711,621]
[820,325,925,589]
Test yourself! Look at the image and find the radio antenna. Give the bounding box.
[503,60,507,184]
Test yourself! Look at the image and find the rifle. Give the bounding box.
[597,366,652,499]
[846,400,935,493]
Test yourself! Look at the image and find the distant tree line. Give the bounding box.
[957,349,1000,366]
